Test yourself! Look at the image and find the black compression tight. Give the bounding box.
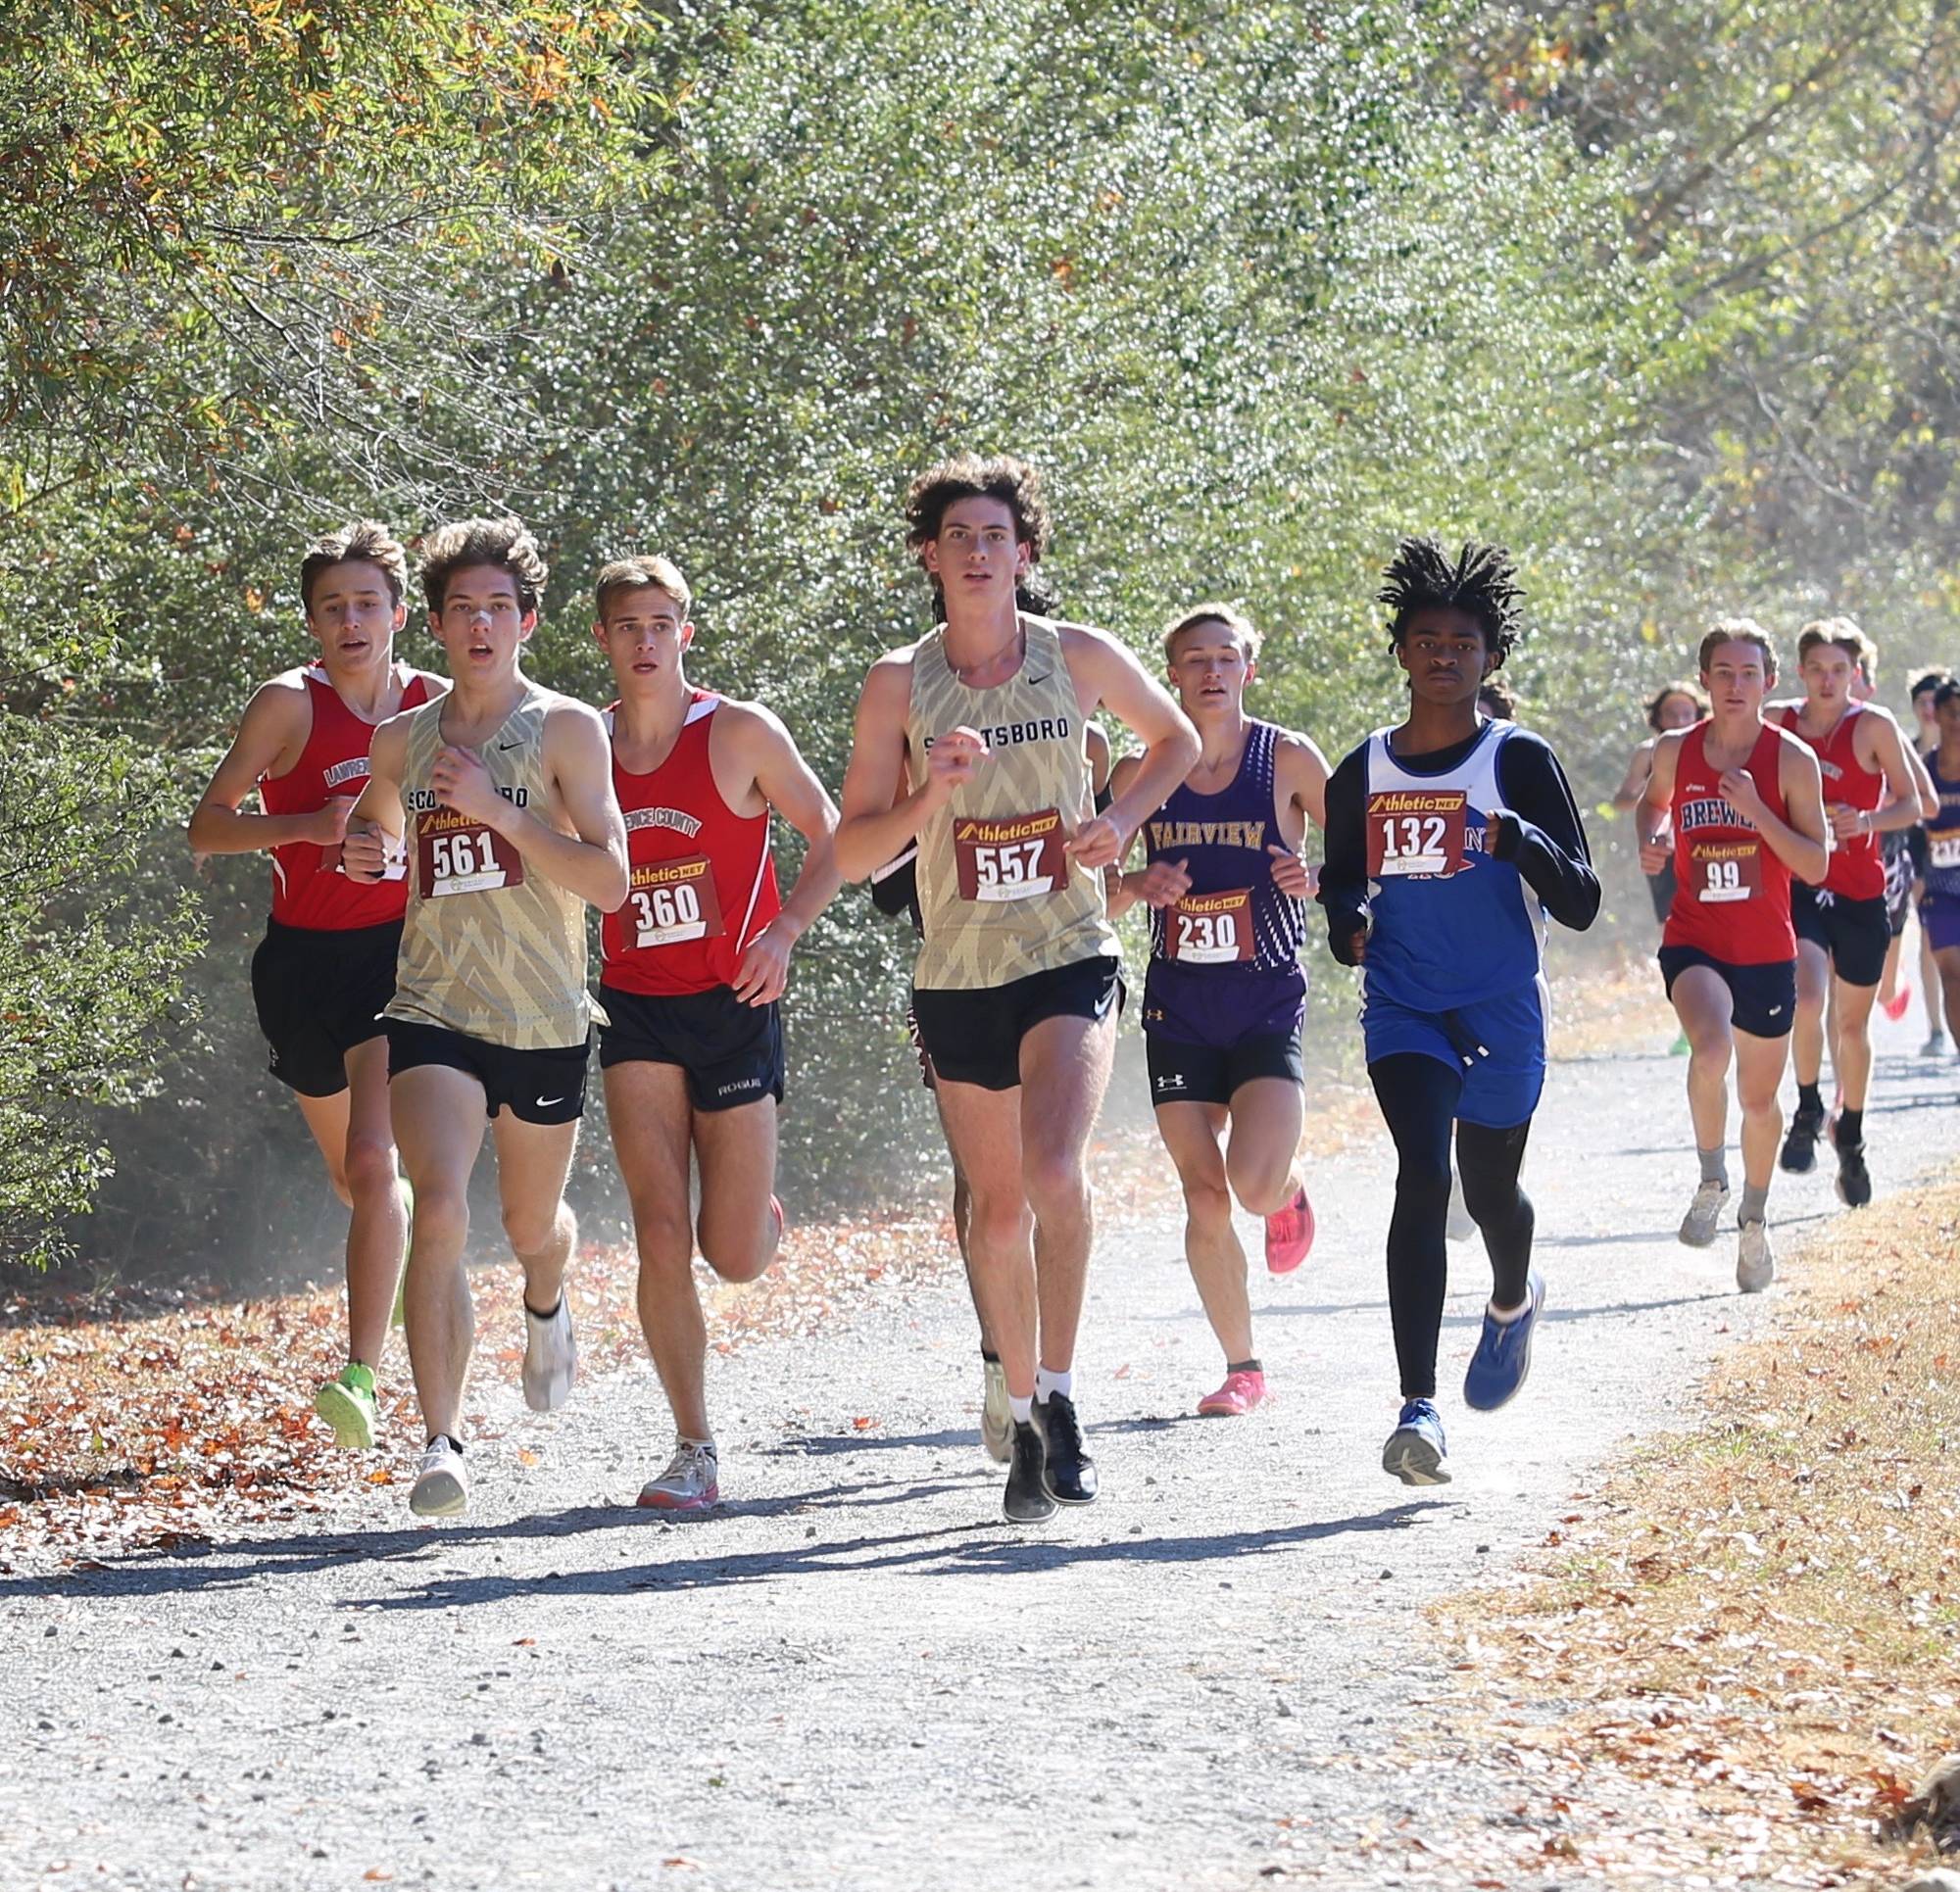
[1367,1052,1536,1401]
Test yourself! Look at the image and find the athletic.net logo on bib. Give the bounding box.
[1689,837,1762,903]
[1365,790,1467,878]
[954,808,1066,901]
[629,854,725,946]
[417,807,523,898]
[1170,888,1253,963]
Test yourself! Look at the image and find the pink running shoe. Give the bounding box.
[1881,983,1911,1023]
[1263,1185,1315,1275]
[1197,1369,1266,1417]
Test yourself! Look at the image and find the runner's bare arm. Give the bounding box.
[1901,738,1939,823]
[1740,734,1829,884]
[1849,709,1937,833]
[1634,731,1683,875]
[186,677,335,857]
[836,654,981,880]
[1102,752,1189,918]
[730,704,843,1006]
[1056,622,1199,869]
[1267,730,1329,900]
[1611,736,1656,813]
[342,716,412,883]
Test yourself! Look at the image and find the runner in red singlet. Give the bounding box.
[1769,620,1933,1203]
[187,521,447,1449]
[592,557,842,1511]
[1639,620,1828,1293]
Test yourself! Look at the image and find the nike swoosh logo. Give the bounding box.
[535,1095,565,1107]
[499,741,522,751]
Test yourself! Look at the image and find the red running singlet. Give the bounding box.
[602,692,782,997]
[261,663,432,930]
[1663,722,1795,964]
[1778,703,1885,899]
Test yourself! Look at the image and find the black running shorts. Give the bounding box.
[1146,1025,1303,1109]
[385,1018,590,1124]
[251,917,401,1098]
[910,955,1124,1093]
[1790,883,1889,988]
[1657,945,1796,1040]
[597,984,784,1113]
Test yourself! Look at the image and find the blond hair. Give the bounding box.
[1162,602,1263,663]
[595,555,692,621]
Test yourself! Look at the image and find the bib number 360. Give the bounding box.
[629,855,725,947]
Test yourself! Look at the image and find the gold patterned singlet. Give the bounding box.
[906,616,1118,991]
[385,682,597,1048]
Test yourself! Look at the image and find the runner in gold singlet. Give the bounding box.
[836,454,1199,1525]
[345,518,629,1519]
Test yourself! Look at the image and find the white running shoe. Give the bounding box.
[980,1359,1012,1464]
[409,1437,468,1518]
[1737,1220,1775,1294]
[1445,1169,1475,1244]
[636,1438,719,1511]
[1679,1179,1730,1248]
[521,1297,577,1413]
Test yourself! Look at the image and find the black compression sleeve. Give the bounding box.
[1317,746,1371,964]
[1492,734,1601,933]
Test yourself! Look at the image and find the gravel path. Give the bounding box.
[4,995,1955,1892]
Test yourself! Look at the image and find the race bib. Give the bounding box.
[954,808,1067,902]
[416,809,523,898]
[1169,888,1254,964]
[1931,833,1960,871]
[629,854,725,947]
[1689,838,1762,903]
[1366,790,1467,878]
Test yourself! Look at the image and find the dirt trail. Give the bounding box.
[3,997,1955,1891]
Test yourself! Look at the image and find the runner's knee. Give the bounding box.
[407,1186,468,1256]
[629,1197,694,1272]
[1179,1174,1234,1231]
[1022,1145,1090,1224]
[698,1220,773,1286]
[342,1132,398,1204]
[1224,1145,1295,1217]
[501,1198,566,1261]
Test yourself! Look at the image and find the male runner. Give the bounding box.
[1908,668,1952,1056]
[1639,620,1828,1290]
[591,557,841,1510]
[869,703,1111,1465]
[1318,539,1598,1486]
[344,518,629,1518]
[1917,680,1960,1047]
[1107,603,1324,1418]
[1770,621,1932,1203]
[187,521,445,1450]
[835,453,1199,1523]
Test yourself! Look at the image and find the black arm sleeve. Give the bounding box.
[1491,733,1601,933]
[1315,746,1372,964]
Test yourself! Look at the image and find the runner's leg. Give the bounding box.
[1455,1117,1533,1311]
[606,1059,708,1440]
[1018,1007,1117,1379]
[1733,1027,1788,1194]
[1221,1076,1305,1218]
[491,1112,580,1317]
[931,1083,1036,1399]
[1366,1052,1462,1402]
[295,1088,356,1210]
[391,1063,489,1444]
[694,1094,782,1283]
[1922,909,1946,1047]
[338,1037,407,1372]
[1791,938,1830,1090]
[1937,944,1960,1043]
[1832,975,1879,1114]
[1154,1100,1253,1364]
[1672,964,1736,1154]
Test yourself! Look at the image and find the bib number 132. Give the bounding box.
[1365,790,1467,878]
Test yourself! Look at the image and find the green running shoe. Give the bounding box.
[314,1361,379,1450]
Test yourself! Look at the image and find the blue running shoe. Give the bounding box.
[1381,1399,1451,1485]
[1463,1269,1545,1413]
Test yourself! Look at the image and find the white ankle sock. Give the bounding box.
[1007,1393,1034,1426]
[1035,1365,1073,1403]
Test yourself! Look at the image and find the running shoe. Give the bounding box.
[1678,1179,1731,1248]
[1881,983,1912,1023]
[1381,1399,1451,1486]
[409,1437,468,1518]
[1445,1171,1476,1244]
[313,1361,378,1451]
[637,1438,719,1511]
[1263,1185,1315,1275]
[521,1296,577,1413]
[1736,1219,1776,1294]
[1831,1127,1873,1209]
[1462,1270,1545,1413]
[1197,1368,1266,1417]
[1779,1100,1824,1174]
[1003,1420,1055,1524]
[1035,1392,1098,1505]
[979,1358,1012,1463]
[1922,1030,1949,1058]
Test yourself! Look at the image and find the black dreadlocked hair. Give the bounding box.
[1377,536,1526,664]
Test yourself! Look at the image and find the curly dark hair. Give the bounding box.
[1377,536,1526,662]
[1644,679,1708,732]
[418,517,549,617]
[299,519,409,612]
[904,454,1053,561]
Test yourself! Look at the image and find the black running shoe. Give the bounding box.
[1834,1138,1872,1208]
[1004,1420,1055,1524]
[1035,1392,1098,1505]
[1780,1100,1823,1174]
